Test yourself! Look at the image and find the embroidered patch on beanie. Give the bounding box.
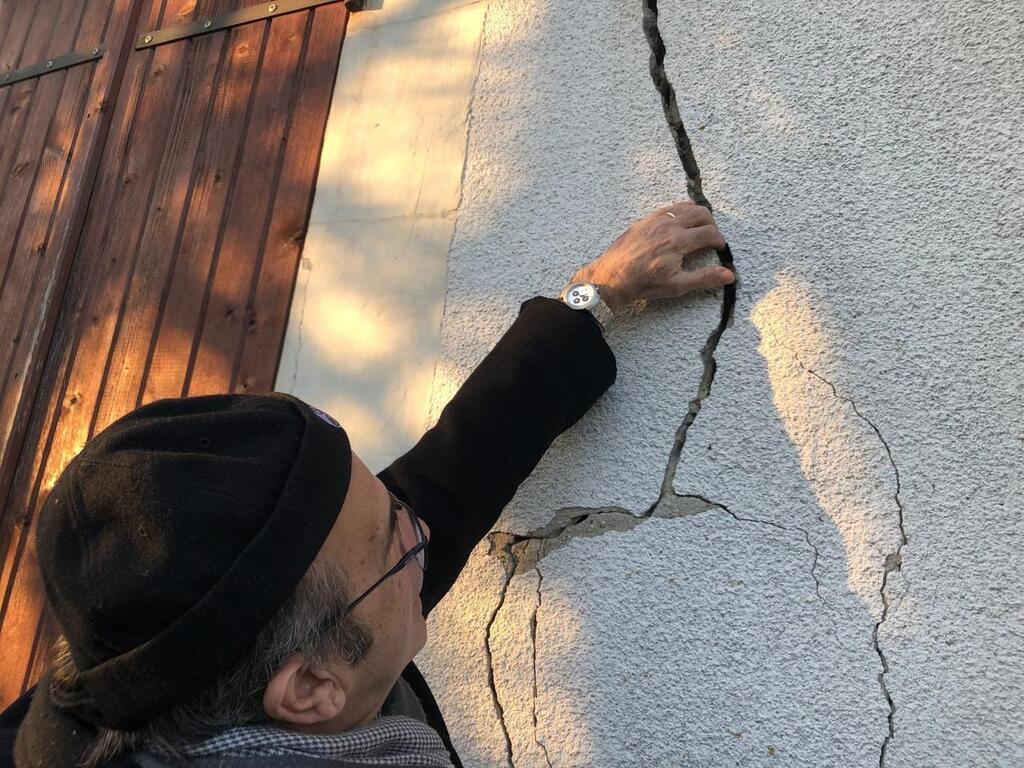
[310,405,341,428]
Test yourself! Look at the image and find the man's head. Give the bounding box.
[36,393,428,739]
[263,451,431,730]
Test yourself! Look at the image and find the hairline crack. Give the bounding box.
[740,288,908,765]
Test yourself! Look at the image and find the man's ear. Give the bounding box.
[263,653,348,725]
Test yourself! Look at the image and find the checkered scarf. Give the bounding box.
[144,716,454,767]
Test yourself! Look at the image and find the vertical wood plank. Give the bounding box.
[0,0,41,123]
[141,18,269,401]
[0,0,114,506]
[186,10,310,396]
[235,4,349,394]
[0,0,83,287]
[90,0,237,431]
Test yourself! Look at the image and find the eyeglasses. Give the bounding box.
[344,492,428,615]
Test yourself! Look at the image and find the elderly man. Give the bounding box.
[0,202,733,768]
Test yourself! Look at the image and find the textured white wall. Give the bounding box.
[293,0,1024,765]
[415,1,1024,767]
[654,1,1023,765]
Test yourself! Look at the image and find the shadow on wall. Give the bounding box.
[418,0,1024,760]
[408,1,886,764]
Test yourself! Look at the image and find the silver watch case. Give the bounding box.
[559,280,613,330]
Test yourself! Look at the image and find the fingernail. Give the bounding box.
[719,268,735,283]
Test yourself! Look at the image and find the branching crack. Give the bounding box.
[747,290,908,765]
[482,493,838,764]
[477,7,906,762]
[482,499,710,765]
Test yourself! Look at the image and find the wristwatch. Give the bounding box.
[559,279,613,332]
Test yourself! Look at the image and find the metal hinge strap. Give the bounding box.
[0,45,106,89]
[135,0,366,50]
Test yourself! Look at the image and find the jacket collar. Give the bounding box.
[14,671,135,767]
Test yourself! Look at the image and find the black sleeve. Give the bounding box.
[376,296,616,615]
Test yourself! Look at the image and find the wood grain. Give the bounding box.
[0,0,350,708]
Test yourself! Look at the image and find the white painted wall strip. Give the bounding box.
[277,0,488,473]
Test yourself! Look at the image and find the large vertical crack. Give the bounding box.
[477,6,906,764]
[642,0,708,207]
[821,373,907,767]
[641,0,738,499]
[476,4,744,762]
[811,372,907,767]
[645,4,908,755]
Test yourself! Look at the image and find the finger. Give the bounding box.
[672,265,735,294]
[653,200,698,219]
[676,204,714,228]
[674,223,726,252]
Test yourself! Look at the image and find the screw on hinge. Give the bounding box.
[268,3,278,11]
[203,19,213,29]
[92,46,100,55]
[143,34,153,43]
[45,60,53,68]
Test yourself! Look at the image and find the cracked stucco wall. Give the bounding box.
[286,0,1024,765]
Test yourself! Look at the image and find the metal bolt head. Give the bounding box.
[45,60,53,68]
[268,3,278,11]
[203,19,213,28]
[143,34,153,43]
[92,46,100,55]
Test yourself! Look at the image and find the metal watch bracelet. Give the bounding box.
[558,279,613,331]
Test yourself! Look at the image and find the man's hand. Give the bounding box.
[572,201,734,315]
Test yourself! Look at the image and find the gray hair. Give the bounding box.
[50,558,375,768]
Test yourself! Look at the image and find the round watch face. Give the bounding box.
[563,281,601,310]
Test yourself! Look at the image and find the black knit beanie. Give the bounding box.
[34,392,352,731]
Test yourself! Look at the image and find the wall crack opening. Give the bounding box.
[641,0,738,499]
